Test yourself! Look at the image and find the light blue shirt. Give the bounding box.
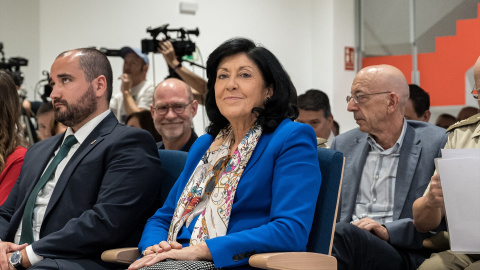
[353,119,407,224]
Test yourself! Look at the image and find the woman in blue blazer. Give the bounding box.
[129,38,321,270]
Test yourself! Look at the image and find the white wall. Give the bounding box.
[0,0,40,98]
[310,0,357,133]
[2,0,357,135]
[332,0,357,133]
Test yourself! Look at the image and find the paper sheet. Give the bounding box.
[437,149,480,253]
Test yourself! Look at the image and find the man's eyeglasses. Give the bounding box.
[471,84,480,100]
[153,101,193,115]
[346,91,391,104]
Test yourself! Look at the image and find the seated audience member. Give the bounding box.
[333,120,340,136]
[331,65,448,270]
[404,84,431,122]
[128,37,321,270]
[126,110,162,143]
[158,40,208,104]
[435,113,456,129]
[413,56,480,270]
[297,89,335,147]
[36,102,54,141]
[110,47,154,123]
[0,48,162,269]
[151,78,198,151]
[0,71,27,205]
[456,106,478,121]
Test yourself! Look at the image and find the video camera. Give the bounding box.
[98,48,122,57]
[141,24,199,59]
[0,42,28,86]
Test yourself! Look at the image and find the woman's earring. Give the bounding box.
[264,97,270,106]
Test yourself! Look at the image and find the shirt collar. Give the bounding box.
[326,130,335,147]
[367,119,407,154]
[63,109,111,145]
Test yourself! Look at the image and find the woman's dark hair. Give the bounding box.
[125,111,163,142]
[0,71,25,172]
[205,37,298,136]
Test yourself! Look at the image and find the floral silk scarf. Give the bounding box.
[167,123,262,245]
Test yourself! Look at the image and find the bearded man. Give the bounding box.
[0,48,162,270]
[151,78,198,151]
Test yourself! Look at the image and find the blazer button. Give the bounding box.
[239,253,245,260]
[233,255,239,262]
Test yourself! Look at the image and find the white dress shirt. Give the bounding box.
[326,130,335,147]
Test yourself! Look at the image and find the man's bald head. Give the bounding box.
[153,78,193,103]
[348,64,409,149]
[358,65,409,109]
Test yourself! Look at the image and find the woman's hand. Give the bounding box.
[142,241,182,256]
[129,242,212,270]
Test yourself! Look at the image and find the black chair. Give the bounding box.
[101,150,188,264]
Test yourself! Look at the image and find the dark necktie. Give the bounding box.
[20,135,78,244]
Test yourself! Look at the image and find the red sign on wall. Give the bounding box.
[345,47,355,71]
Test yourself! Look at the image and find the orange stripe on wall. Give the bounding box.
[362,3,480,106]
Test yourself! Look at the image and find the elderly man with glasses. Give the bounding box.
[331,64,448,270]
[151,78,198,151]
[413,56,480,270]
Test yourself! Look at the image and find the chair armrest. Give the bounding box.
[101,247,140,265]
[249,252,336,270]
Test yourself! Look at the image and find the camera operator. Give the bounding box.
[158,40,207,104]
[110,47,154,123]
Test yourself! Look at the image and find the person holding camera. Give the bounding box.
[158,40,207,104]
[110,47,154,123]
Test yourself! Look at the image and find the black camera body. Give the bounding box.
[0,43,28,86]
[141,24,199,59]
[141,39,196,57]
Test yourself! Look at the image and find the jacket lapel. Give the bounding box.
[393,123,421,220]
[341,133,370,221]
[43,113,117,219]
[242,125,274,176]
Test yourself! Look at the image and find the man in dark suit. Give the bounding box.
[331,65,448,270]
[0,48,162,269]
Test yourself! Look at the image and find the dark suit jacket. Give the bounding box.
[139,119,322,269]
[331,120,448,265]
[0,112,162,268]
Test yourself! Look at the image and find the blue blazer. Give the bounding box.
[139,119,322,269]
[331,120,448,265]
[0,112,163,269]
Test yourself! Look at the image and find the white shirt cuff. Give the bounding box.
[26,245,43,266]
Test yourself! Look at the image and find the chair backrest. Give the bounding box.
[157,149,189,207]
[306,147,345,256]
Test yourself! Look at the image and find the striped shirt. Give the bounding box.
[353,120,407,224]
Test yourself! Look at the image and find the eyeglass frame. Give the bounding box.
[346,91,392,104]
[471,83,480,100]
[152,100,194,116]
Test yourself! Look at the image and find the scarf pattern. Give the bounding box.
[167,123,262,245]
